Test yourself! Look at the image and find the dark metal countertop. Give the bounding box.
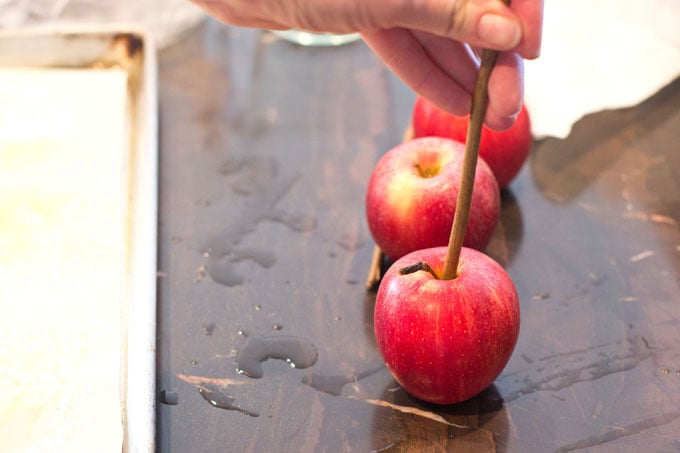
[156,19,680,452]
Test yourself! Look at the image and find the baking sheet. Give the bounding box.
[0,26,158,452]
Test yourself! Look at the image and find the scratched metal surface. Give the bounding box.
[155,19,680,452]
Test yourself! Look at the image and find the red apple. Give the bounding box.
[412,95,532,188]
[365,137,500,261]
[374,246,520,404]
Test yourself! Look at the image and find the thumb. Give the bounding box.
[376,0,522,51]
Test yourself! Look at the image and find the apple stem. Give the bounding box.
[399,261,440,279]
[441,48,503,280]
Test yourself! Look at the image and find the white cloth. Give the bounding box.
[0,0,205,47]
[524,0,680,138]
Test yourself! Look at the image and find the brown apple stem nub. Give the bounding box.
[399,261,440,279]
[441,48,502,280]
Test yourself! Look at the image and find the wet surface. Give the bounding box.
[156,20,680,452]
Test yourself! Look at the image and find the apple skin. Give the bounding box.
[374,246,520,405]
[365,137,500,261]
[412,95,532,188]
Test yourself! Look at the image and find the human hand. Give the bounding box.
[189,0,543,130]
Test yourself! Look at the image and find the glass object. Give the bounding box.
[271,30,360,47]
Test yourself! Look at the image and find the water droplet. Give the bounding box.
[336,230,365,251]
[198,383,259,417]
[301,374,348,396]
[301,363,384,396]
[662,368,670,374]
[253,304,261,311]
[191,360,198,365]
[193,264,207,283]
[209,258,245,287]
[268,211,316,233]
[588,272,605,285]
[236,336,318,378]
[204,162,316,287]
[220,156,279,196]
[159,389,179,405]
[208,249,275,287]
[272,323,283,331]
[202,323,215,336]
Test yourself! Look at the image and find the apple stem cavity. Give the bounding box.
[441,26,507,280]
[414,162,439,178]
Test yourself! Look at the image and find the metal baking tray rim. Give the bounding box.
[0,24,159,452]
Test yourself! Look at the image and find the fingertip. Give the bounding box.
[477,13,522,50]
[486,51,523,125]
[484,109,517,131]
[510,0,544,59]
[437,94,472,119]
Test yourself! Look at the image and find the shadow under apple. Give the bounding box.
[486,188,524,268]
[367,382,510,451]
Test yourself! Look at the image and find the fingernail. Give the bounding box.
[478,14,522,49]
